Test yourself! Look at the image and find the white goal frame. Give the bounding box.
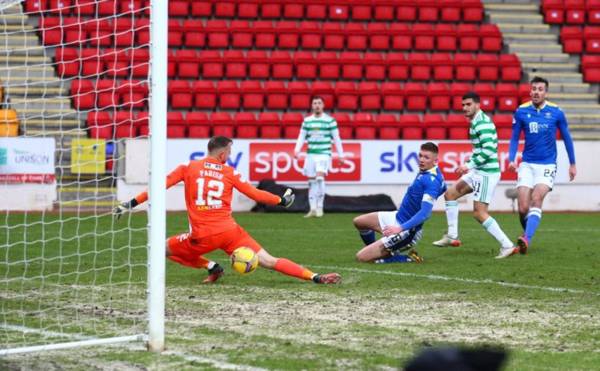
[0,0,167,355]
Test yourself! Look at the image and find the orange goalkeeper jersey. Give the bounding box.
[135,157,281,238]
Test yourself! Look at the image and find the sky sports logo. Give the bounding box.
[0,147,6,165]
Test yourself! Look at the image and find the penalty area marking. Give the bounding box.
[162,350,268,371]
[312,265,600,296]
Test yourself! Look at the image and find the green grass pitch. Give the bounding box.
[1,211,599,370]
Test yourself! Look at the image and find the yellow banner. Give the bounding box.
[71,139,105,174]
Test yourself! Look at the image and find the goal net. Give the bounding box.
[0,0,166,354]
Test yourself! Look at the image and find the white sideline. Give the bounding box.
[312,265,600,296]
[1,325,266,370]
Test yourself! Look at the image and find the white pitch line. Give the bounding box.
[162,350,268,371]
[312,265,600,296]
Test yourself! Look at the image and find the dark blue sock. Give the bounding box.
[359,230,375,245]
[519,213,527,230]
[525,208,542,241]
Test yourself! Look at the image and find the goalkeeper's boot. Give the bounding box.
[407,249,424,263]
[304,209,317,218]
[517,235,529,255]
[316,208,324,218]
[203,264,224,284]
[432,234,461,247]
[313,273,341,284]
[495,247,519,259]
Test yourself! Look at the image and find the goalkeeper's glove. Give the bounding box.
[113,199,138,220]
[278,188,295,208]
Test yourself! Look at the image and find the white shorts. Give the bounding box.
[517,162,556,190]
[303,154,331,178]
[377,211,423,252]
[460,169,500,204]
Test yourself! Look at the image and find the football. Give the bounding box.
[230,247,259,275]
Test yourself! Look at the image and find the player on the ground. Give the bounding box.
[433,92,518,259]
[294,96,344,218]
[114,136,341,284]
[353,142,446,263]
[508,76,576,254]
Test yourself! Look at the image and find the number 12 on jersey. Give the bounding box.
[196,178,224,206]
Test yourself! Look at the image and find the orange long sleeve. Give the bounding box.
[134,164,186,205]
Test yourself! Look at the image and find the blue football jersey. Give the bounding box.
[395,166,447,229]
[510,101,576,165]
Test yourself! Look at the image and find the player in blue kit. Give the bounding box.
[353,142,447,263]
[508,76,577,254]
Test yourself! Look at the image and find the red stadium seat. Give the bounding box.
[436,24,457,51]
[340,51,363,80]
[271,50,293,79]
[300,21,322,49]
[230,20,252,49]
[427,83,451,111]
[223,50,246,79]
[404,82,427,111]
[500,54,522,82]
[282,112,303,139]
[408,53,431,81]
[258,112,282,139]
[322,23,344,50]
[561,26,584,54]
[182,20,205,48]
[447,114,470,140]
[193,80,216,109]
[317,51,340,80]
[497,83,519,112]
[345,23,367,50]
[440,0,461,22]
[329,4,349,20]
[191,1,211,16]
[278,21,300,49]
[582,55,600,82]
[381,82,404,110]
[423,114,447,140]
[119,80,147,109]
[187,112,211,138]
[333,112,352,139]
[358,82,381,110]
[294,50,317,80]
[477,54,500,81]
[462,0,484,22]
[565,0,585,24]
[241,80,264,110]
[306,3,326,19]
[214,2,235,18]
[396,2,417,21]
[368,23,390,50]
[167,112,186,138]
[288,81,311,109]
[265,81,288,110]
[519,83,531,103]
[205,20,228,49]
[335,81,358,110]
[458,24,480,52]
[418,1,438,22]
[480,25,503,52]
[364,53,386,81]
[238,2,258,18]
[95,80,117,108]
[390,23,411,50]
[374,3,394,21]
[262,3,282,19]
[168,80,192,109]
[432,53,453,81]
[71,79,95,109]
[493,114,513,139]
[588,0,600,24]
[387,53,408,80]
[235,112,258,139]
[585,27,600,53]
[178,49,201,78]
[216,80,240,110]
[56,47,79,77]
[254,21,276,49]
[247,50,270,79]
[399,114,423,140]
[455,53,476,81]
[474,83,497,111]
[211,112,234,138]
[354,112,376,140]
[351,4,371,21]
[377,114,401,140]
[412,24,435,51]
[543,0,564,24]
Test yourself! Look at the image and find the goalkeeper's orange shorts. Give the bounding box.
[167,225,262,258]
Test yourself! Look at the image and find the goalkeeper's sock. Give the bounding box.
[445,200,459,239]
[359,229,376,245]
[482,217,513,249]
[524,207,542,242]
[168,255,211,269]
[274,258,314,281]
[519,212,528,230]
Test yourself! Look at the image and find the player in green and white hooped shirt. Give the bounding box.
[433,92,518,259]
[294,96,344,218]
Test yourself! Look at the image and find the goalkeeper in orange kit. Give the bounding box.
[114,136,341,284]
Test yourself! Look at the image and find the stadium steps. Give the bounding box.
[485,1,600,132]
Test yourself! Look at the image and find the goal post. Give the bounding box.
[0,0,166,355]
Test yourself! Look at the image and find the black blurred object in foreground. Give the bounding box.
[404,346,507,371]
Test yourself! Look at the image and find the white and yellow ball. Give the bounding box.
[230,247,259,275]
